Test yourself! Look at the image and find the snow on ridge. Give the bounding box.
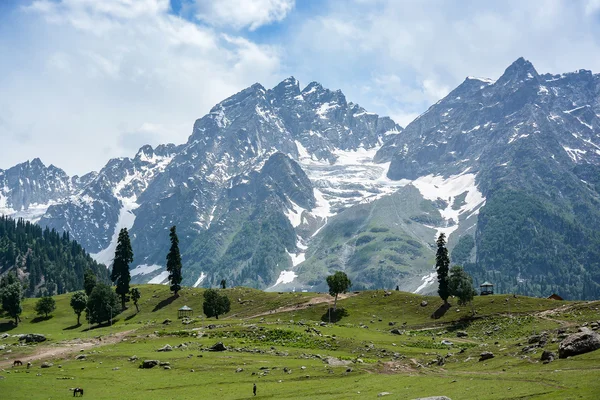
[131,264,162,277]
[193,272,207,288]
[316,102,339,119]
[410,170,486,241]
[148,270,169,285]
[466,76,496,84]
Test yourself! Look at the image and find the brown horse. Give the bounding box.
[73,387,84,397]
[13,360,22,367]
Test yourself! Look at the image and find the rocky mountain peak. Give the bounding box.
[496,57,540,86]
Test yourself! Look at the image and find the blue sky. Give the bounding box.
[2,0,600,175]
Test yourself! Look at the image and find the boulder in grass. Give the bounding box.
[411,397,452,400]
[141,360,160,369]
[40,362,53,368]
[479,352,494,362]
[20,334,46,343]
[456,331,468,338]
[209,342,227,352]
[157,344,173,352]
[558,328,600,359]
[541,350,556,363]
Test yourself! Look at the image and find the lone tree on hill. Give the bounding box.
[449,266,477,313]
[326,271,351,312]
[86,283,120,325]
[70,291,87,325]
[166,226,182,296]
[130,287,141,313]
[203,288,231,319]
[35,296,56,318]
[1,277,22,326]
[436,233,450,305]
[84,268,97,296]
[111,228,133,311]
[221,279,226,289]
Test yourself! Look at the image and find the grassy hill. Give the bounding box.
[1,284,599,399]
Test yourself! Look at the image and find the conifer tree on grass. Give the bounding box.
[84,268,97,296]
[111,228,133,311]
[436,233,450,305]
[1,279,22,326]
[166,226,182,297]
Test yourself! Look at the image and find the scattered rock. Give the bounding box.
[0,333,10,339]
[162,319,172,325]
[164,366,171,370]
[378,392,391,397]
[40,362,53,368]
[75,354,86,360]
[112,367,119,371]
[157,344,173,352]
[236,368,244,373]
[456,331,468,338]
[559,328,600,358]
[141,360,160,369]
[390,328,404,335]
[159,362,170,366]
[209,342,227,352]
[479,352,494,362]
[420,301,428,307]
[441,340,453,346]
[345,367,353,372]
[411,397,452,400]
[19,334,46,343]
[541,350,556,364]
[128,356,138,362]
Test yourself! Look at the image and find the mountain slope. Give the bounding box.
[0,215,108,296]
[377,57,600,299]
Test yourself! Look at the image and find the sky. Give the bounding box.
[2,0,600,175]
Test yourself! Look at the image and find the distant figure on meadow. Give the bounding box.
[253,383,257,396]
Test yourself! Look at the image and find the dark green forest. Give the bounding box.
[463,189,600,300]
[0,215,108,297]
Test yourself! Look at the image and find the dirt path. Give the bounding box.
[242,292,357,320]
[0,329,135,368]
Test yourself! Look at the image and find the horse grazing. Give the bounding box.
[13,360,23,367]
[73,387,84,397]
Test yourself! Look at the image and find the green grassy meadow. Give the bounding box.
[1,285,599,399]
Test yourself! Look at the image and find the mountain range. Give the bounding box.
[1,58,599,299]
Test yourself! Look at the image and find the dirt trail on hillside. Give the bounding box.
[241,292,357,320]
[0,329,135,368]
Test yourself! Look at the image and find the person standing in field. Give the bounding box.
[253,383,257,396]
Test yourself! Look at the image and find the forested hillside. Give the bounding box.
[0,216,108,297]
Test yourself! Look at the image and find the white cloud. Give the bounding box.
[0,0,283,175]
[195,0,295,31]
[286,0,600,126]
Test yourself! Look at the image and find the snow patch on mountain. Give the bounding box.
[90,198,138,267]
[414,271,437,294]
[148,270,169,284]
[269,270,298,290]
[131,264,162,277]
[411,170,485,240]
[193,272,207,288]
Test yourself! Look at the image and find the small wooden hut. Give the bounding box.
[178,305,193,318]
[480,282,494,296]
[547,293,564,301]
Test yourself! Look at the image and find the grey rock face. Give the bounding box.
[558,328,600,358]
[19,334,46,343]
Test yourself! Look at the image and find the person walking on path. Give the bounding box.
[253,383,257,396]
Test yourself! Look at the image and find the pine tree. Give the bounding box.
[436,233,450,304]
[111,228,133,311]
[166,226,182,296]
[84,268,97,296]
